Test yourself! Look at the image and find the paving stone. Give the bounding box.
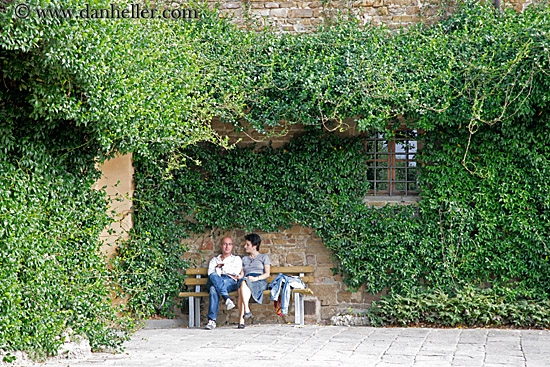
[27,325,550,367]
[412,362,451,367]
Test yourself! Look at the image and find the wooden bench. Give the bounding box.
[179,266,314,327]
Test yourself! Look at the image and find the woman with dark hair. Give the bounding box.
[236,233,271,328]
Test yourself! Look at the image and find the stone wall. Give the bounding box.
[205,0,536,33]
[182,225,387,325]
[209,0,446,32]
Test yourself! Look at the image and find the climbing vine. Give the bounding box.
[2,0,550,358]
[118,0,550,319]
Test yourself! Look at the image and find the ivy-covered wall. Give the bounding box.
[211,0,536,32]
[123,114,550,325]
[112,1,550,328]
[3,0,549,358]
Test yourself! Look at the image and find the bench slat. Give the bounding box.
[179,292,210,297]
[270,266,314,273]
[185,265,314,276]
[179,288,313,298]
[186,268,208,275]
[185,275,314,286]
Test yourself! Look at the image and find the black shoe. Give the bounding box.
[238,323,245,329]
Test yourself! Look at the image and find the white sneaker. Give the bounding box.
[205,319,216,330]
[225,298,235,311]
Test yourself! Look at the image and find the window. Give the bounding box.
[364,128,420,196]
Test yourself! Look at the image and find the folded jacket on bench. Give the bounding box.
[269,273,305,315]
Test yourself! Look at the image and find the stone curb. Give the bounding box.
[143,318,188,329]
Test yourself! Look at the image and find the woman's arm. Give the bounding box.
[250,264,271,282]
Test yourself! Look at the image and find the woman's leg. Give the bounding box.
[238,283,244,323]
[238,281,252,324]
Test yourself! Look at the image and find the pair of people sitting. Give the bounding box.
[205,233,270,330]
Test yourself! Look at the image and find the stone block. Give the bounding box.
[321,305,338,320]
[315,253,334,265]
[309,284,338,305]
[306,254,316,265]
[269,254,282,266]
[309,1,323,8]
[388,7,405,16]
[226,2,241,8]
[373,0,384,7]
[286,252,306,265]
[305,242,327,253]
[377,6,388,15]
[250,2,265,8]
[338,290,364,303]
[393,14,414,22]
[311,14,324,22]
[406,6,420,14]
[265,2,279,7]
[304,300,317,315]
[288,9,314,18]
[358,0,375,6]
[314,267,335,278]
[198,240,213,251]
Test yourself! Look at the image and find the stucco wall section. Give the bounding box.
[94,154,135,259]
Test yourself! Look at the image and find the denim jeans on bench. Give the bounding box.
[207,273,238,322]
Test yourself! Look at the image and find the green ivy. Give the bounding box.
[365,287,550,328]
[0,152,130,357]
[114,131,370,316]
[116,0,550,320]
[124,114,550,316]
[2,0,550,358]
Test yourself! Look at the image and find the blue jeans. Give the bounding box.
[207,273,238,322]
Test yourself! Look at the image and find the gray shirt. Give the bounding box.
[242,253,271,275]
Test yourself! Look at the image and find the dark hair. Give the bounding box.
[244,233,261,251]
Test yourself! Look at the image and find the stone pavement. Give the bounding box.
[34,324,550,367]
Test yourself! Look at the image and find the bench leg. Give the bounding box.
[189,296,195,328]
[294,293,304,325]
[194,297,201,327]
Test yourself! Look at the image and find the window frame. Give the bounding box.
[363,126,422,197]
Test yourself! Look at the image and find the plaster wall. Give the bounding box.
[94,154,135,259]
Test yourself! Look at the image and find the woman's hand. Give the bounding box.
[248,276,257,282]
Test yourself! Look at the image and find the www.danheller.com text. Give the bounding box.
[15,3,199,20]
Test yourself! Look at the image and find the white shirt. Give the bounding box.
[207,254,243,280]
